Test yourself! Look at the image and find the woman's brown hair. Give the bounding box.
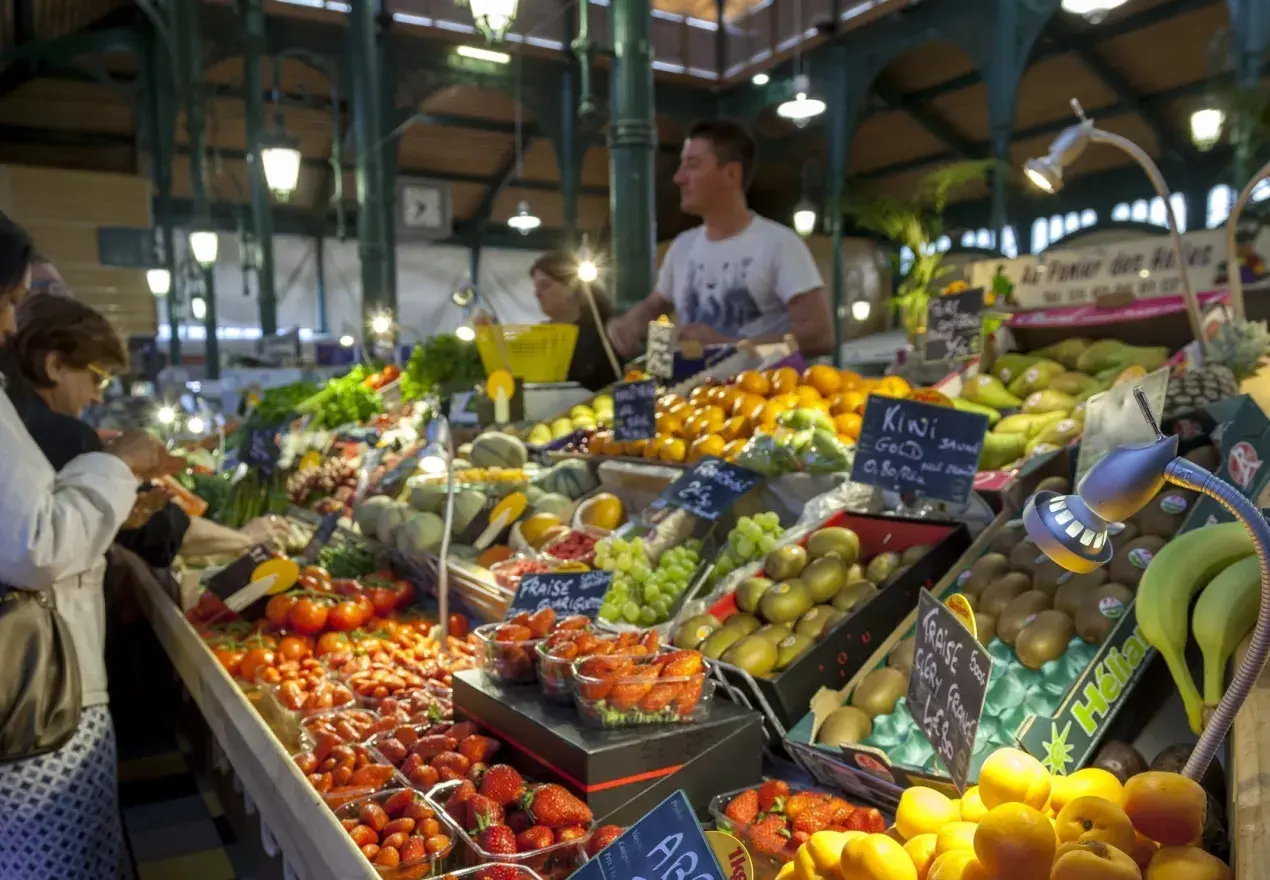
[530,250,612,319]
[11,294,127,387]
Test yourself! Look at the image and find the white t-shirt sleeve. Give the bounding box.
[655,233,683,306]
[772,226,824,302]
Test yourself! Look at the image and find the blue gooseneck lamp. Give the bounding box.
[1022,387,1270,783]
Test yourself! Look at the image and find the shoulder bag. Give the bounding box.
[0,586,82,761]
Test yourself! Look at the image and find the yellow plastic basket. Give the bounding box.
[475,323,579,383]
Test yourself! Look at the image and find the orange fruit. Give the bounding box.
[794,385,824,406]
[735,369,770,396]
[833,390,868,416]
[758,398,793,429]
[581,493,624,531]
[667,400,692,420]
[839,369,864,391]
[836,433,858,447]
[689,385,713,405]
[655,412,684,437]
[974,803,1056,879]
[896,788,960,840]
[721,438,747,461]
[978,748,1052,811]
[835,412,863,439]
[802,830,859,875]
[719,415,750,442]
[904,833,938,880]
[803,364,842,397]
[876,375,913,398]
[715,386,742,414]
[732,392,766,421]
[1145,845,1232,880]
[1055,796,1136,854]
[934,822,977,856]
[1122,772,1206,847]
[521,513,563,548]
[769,366,800,395]
[926,851,990,880]
[689,433,726,463]
[659,437,687,463]
[705,385,730,406]
[643,436,668,460]
[840,833,918,880]
[623,439,648,457]
[1052,768,1126,813]
[1052,840,1143,880]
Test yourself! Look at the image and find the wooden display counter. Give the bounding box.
[131,565,378,880]
[1231,658,1270,877]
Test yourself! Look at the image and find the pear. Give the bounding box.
[952,397,1001,426]
[993,413,1041,435]
[1027,416,1082,453]
[1076,340,1168,375]
[992,353,1043,385]
[979,432,1028,470]
[1048,371,1100,397]
[1007,360,1065,398]
[961,374,1023,409]
[1034,338,1091,369]
[1022,390,1076,415]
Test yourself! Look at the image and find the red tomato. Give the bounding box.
[365,586,398,618]
[328,600,367,632]
[394,580,416,610]
[297,574,328,593]
[239,647,276,681]
[213,646,245,676]
[448,613,469,639]
[277,635,312,662]
[289,598,330,634]
[352,593,375,624]
[316,632,351,656]
[301,565,331,586]
[266,594,298,630]
[331,578,362,597]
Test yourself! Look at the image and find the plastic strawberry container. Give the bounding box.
[375,688,453,726]
[269,676,358,716]
[292,740,411,810]
[336,787,457,879]
[425,779,592,880]
[433,866,545,880]
[473,622,543,684]
[367,721,481,791]
[535,633,666,704]
[569,655,714,728]
[299,707,393,749]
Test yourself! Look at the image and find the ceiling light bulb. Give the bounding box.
[576,237,599,282]
[339,334,355,347]
[1060,0,1128,22]
[189,229,219,266]
[507,201,541,233]
[776,74,826,127]
[156,405,177,426]
[468,0,519,42]
[190,296,207,321]
[1024,157,1062,194]
[792,200,817,237]
[851,300,871,321]
[752,73,770,86]
[1190,107,1224,151]
[456,45,511,64]
[146,267,171,296]
[455,325,476,341]
[370,312,393,336]
[261,141,302,198]
[186,416,206,434]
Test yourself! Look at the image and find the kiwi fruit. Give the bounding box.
[832,580,880,613]
[673,613,720,649]
[978,572,1031,617]
[698,626,745,659]
[866,552,902,585]
[1108,535,1167,588]
[1032,559,1076,598]
[721,634,779,676]
[1092,740,1148,784]
[846,562,866,584]
[816,706,872,746]
[795,605,837,640]
[1053,570,1109,618]
[974,612,997,644]
[1034,476,1071,495]
[754,623,793,645]
[961,553,1011,599]
[1134,490,1197,539]
[721,612,762,636]
[996,591,1054,646]
[806,527,861,564]
[765,545,808,581]
[1108,521,1141,554]
[735,577,772,613]
[1014,610,1076,670]
[1008,540,1046,575]
[989,524,1026,556]
[902,544,932,566]
[1075,583,1135,644]
[1152,743,1226,802]
[1185,444,1220,471]
[800,556,848,604]
[888,637,916,675]
[774,634,814,670]
[850,667,907,718]
[759,581,814,624]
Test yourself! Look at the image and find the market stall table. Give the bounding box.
[1232,655,1270,877]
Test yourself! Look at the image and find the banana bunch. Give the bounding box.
[1136,521,1257,734]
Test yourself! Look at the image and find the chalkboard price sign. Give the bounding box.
[582,791,725,880]
[923,288,985,362]
[507,570,613,619]
[244,426,282,476]
[849,395,989,505]
[654,457,762,520]
[908,588,992,792]
[301,510,342,564]
[613,379,657,442]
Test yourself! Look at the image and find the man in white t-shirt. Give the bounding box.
[607,119,833,357]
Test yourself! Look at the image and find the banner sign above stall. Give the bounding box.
[613,379,657,442]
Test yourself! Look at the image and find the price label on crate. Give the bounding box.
[243,425,282,476]
[849,395,989,506]
[206,544,300,615]
[1075,366,1170,485]
[507,570,613,620]
[578,790,726,880]
[923,287,984,362]
[613,379,657,442]
[300,510,342,564]
[652,456,762,520]
[907,588,992,793]
[647,321,677,380]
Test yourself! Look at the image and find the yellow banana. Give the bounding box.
[1193,553,1262,709]
[1136,521,1255,733]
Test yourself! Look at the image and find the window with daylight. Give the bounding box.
[952,227,1017,257]
[1028,210,1099,252]
[1112,203,1131,221]
[1208,182,1270,228]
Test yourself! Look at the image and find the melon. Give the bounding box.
[376,501,412,544]
[469,432,529,469]
[452,490,487,533]
[523,485,545,505]
[457,442,474,459]
[354,495,393,536]
[408,478,448,514]
[540,458,596,499]
[395,511,445,557]
[532,492,574,520]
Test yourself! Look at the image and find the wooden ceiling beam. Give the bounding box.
[870,74,983,159]
[466,126,538,230]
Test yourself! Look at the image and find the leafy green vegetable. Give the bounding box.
[246,381,321,427]
[400,336,484,400]
[319,541,379,579]
[295,365,384,428]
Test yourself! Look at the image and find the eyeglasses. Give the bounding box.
[87,364,114,392]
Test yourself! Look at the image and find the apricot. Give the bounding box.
[934,822,977,856]
[775,862,796,880]
[960,787,989,823]
[1052,839,1143,880]
[839,832,918,880]
[735,370,770,396]
[925,850,991,880]
[1122,772,1206,846]
[903,834,938,880]
[1129,832,1159,872]
[769,366,800,395]
[1144,845,1232,880]
[1055,796,1136,854]
[1053,768,1126,812]
[978,747,1052,811]
[803,830,856,874]
[896,788,961,840]
[973,802,1056,879]
[803,364,842,396]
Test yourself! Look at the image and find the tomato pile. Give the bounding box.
[261,566,416,637]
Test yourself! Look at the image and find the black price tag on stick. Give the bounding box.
[923,288,985,362]
[507,570,613,619]
[907,588,991,793]
[613,379,657,442]
[206,544,300,615]
[244,426,282,476]
[849,395,989,505]
[580,790,725,880]
[300,511,342,564]
[653,457,761,520]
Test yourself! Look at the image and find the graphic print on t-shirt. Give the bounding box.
[682,255,761,338]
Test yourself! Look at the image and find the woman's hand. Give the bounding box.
[105,430,181,480]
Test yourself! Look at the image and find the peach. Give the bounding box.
[926,850,991,880]
[1144,846,1232,880]
[1052,839,1143,880]
[1055,795,1137,854]
[896,788,961,840]
[839,833,918,880]
[903,833,938,880]
[1052,767,1126,812]
[1129,832,1159,872]
[978,747,1052,811]
[934,822,978,856]
[803,830,857,874]
[1123,772,1206,846]
[960,787,989,823]
[974,802,1056,879]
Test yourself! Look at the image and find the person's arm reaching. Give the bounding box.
[605,292,673,358]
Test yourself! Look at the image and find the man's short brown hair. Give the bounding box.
[12,295,127,387]
[687,118,758,190]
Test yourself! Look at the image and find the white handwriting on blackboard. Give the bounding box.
[882,404,939,439]
[948,682,980,748]
[872,437,925,460]
[921,606,964,674]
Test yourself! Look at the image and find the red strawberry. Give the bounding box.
[522,783,593,828]
[515,825,555,852]
[554,825,587,843]
[479,764,526,807]
[723,789,760,826]
[475,824,517,856]
[465,794,505,832]
[431,751,471,778]
[585,825,624,858]
[468,761,489,782]
[826,797,855,825]
[445,780,477,821]
[414,735,459,759]
[447,721,478,740]
[659,650,704,677]
[844,807,886,834]
[526,608,556,638]
[791,803,835,836]
[783,792,823,821]
[505,809,534,834]
[748,815,791,855]
[458,734,500,764]
[476,867,519,880]
[757,779,790,812]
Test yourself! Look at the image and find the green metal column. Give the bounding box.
[240,0,278,335]
[1230,0,1270,185]
[181,0,219,379]
[143,26,180,366]
[558,3,581,247]
[824,46,853,367]
[349,0,395,327]
[607,0,657,308]
[314,232,328,334]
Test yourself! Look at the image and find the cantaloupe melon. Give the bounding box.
[354,495,393,536]
[532,492,574,520]
[452,490,487,533]
[469,432,528,469]
[539,458,596,499]
[376,501,412,544]
[408,479,448,514]
[395,511,445,556]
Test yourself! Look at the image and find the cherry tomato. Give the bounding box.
[289,598,330,634]
[277,635,312,662]
[301,565,331,586]
[352,593,375,623]
[316,632,351,656]
[266,594,298,630]
[328,600,367,632]
[365,586,398,618]
[394,580,416,609]
[213,646,245,676]
[238,647,276,681]
[448,614,469,639]
[297,574,327,593]
[331,578,362,597]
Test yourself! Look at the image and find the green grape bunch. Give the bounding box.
[595,535,703,626]
[708,513,785,587]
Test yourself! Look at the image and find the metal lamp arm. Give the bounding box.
[1224,158,1270,320]
[1163,456,1270,780]
[1088,128,1204,344]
